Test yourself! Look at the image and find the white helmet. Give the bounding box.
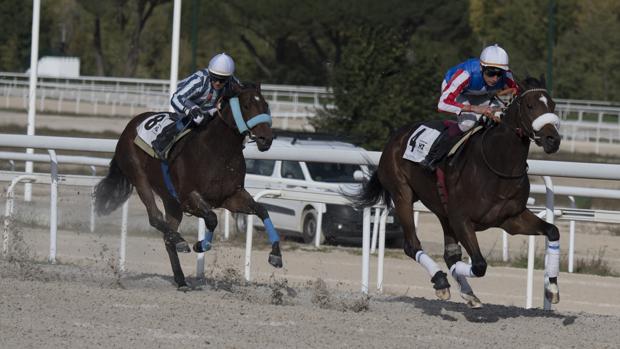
[208,53,235,77]
[480,44,509,71]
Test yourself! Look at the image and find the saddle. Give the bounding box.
[133,112,192,160]
[403,120,482,170]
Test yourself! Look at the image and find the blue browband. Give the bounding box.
[229,97,272,134]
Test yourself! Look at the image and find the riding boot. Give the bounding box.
[424,134,457,171]
[152,122,179,160]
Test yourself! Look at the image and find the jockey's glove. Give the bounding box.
[186,106,204,125]
[207,107,218,117]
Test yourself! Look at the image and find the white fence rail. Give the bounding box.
[2,133,620,310]
[0,72,329,119]
[4,72,620,146]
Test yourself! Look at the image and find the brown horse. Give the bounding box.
[94,83,283,290]
[356,77,562,307]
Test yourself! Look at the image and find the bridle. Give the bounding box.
[215,90,272,141]
[480,87,557,179]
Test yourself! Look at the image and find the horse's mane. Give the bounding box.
[518,75,546,91]
[222,81,259,99]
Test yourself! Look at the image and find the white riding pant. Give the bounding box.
[454,94,501,132]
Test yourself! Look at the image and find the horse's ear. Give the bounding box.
[539,74,547,89]
[229,82,242,97]
[257,82,261,93]
[516,78,526,93]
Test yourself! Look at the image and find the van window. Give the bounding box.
[306,162,360,183]
[281,161,305,179]
[245,159,275,176]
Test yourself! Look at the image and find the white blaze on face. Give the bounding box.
[539,95,548,108]
[254,96,260,101]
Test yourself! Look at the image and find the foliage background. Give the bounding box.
[0,0,617,148]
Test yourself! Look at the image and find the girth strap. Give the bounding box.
[160,161,179,201]
[436,167,449,212]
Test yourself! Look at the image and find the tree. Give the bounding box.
[311,25,441,150]
[554,0,620,100]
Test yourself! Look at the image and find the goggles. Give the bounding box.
[483,68,504,78]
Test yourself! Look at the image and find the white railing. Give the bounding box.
[0,72,330,118]
[4,71,620,123]
[2,133,620,310]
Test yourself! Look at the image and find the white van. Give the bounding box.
[238,137,403,246]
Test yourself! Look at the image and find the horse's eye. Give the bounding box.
[527,104,533,109]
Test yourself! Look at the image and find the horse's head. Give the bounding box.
[503,76,561,154]
[221,82,273,151]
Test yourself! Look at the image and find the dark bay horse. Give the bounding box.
[94,83,283,290]
[356,77,562,307]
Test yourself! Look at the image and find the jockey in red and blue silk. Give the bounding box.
[438,44,519,132]
[152,53,240,159]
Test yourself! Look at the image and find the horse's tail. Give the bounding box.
[352,171,392,210]
[94,157,133,216]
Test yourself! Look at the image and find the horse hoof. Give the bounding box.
[176,241,191,253]
[268,254,283,268]
[435,288,451,300]
[545,283,560,304]
[192,240,211,253]
[431,271,451,289]
[461,292,483,309]
[177,284,191,292]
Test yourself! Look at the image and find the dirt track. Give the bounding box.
[2,215,620,348]
[2,110,620,348]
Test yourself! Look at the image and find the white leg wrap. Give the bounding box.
[449,261,476,278]
[415,250,441,277]
[449,266,473,294]
[546,241,560,278]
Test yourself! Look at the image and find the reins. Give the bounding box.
[480,124,528,179]
[478,88,548,179]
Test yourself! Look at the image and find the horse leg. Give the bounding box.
[184,191,219,253]
[500,209,561,304]
[392,192,450,300]
[440,218,482,308]
[222,189,283,269]
[132,179,190,288]
[161,198,190,290]
[448,217,489,299]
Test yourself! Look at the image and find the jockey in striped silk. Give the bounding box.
[152,52,241,159]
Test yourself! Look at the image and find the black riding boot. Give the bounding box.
[152,122,179,160]
[422,135,455,171]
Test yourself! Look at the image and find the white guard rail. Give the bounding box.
[2,133,620,310]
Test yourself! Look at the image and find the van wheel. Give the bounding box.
[302,209,324,244]
[233,213,248,234]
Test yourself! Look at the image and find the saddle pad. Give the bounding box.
[133,113,190,159]
[136,113,176,145]
[403,125,442,163]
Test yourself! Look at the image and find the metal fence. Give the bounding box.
[2,71,620,149]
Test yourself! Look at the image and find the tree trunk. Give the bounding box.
[93,17,105,76]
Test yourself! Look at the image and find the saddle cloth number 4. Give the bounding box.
[402,125,441,163]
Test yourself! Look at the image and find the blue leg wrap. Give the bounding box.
[201,230,213,252]
[263,218,280,244]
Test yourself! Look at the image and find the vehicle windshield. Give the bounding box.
[306,162,361,183]
[245,159,275,176]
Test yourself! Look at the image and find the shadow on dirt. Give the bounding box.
[381,295,577,325]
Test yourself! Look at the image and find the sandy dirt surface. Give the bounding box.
[2,188,620,348]
[2,111,620,348]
